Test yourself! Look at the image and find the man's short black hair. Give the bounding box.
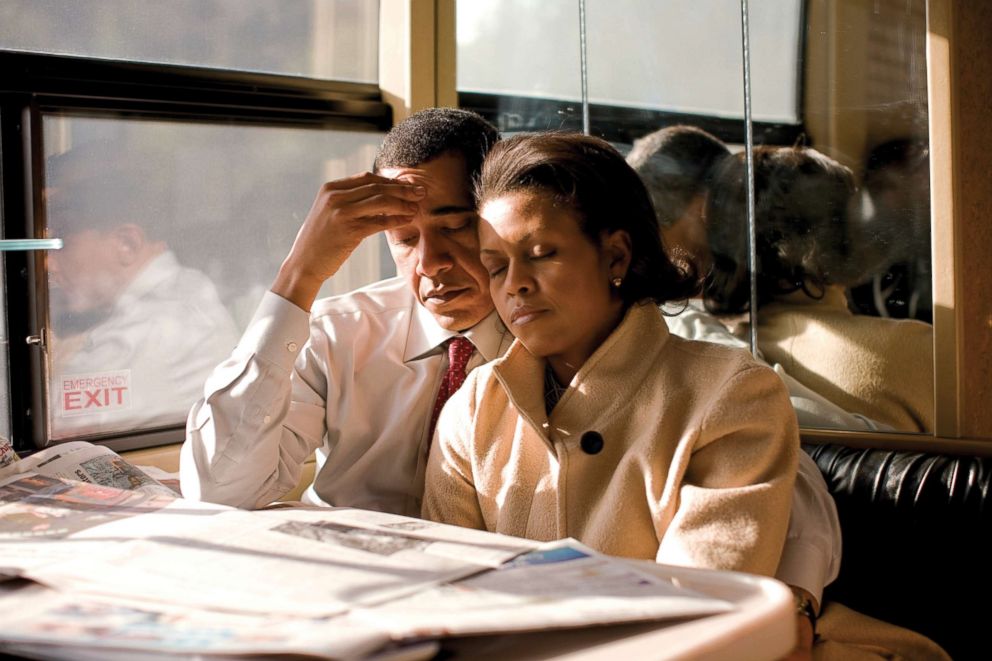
[373,107,499,179]
[626,125,730,229]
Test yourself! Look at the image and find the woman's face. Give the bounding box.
[478,190,629,381]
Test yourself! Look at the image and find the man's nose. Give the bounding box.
[415,235,453,278]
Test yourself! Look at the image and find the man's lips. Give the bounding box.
[423,286,468,304]
[510,306,547,325]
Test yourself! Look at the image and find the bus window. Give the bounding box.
[1,1,389,450]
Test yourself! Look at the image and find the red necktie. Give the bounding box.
[428,336,475,444]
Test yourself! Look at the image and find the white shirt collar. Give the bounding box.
[404,300,508,363]
[115,250,178,309]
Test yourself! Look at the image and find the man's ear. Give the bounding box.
[603,229,633,279]
[111,224,147,267]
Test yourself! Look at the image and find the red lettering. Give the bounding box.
[84,389,101,408]
[64,391,82,411]
[111,386,127,405]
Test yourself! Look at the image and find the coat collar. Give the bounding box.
[492,302,672,439]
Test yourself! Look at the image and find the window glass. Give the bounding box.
[745,0,933,433]
[457,0,800,126]
[42,115,388,441]
[456,0,582,131]
[0,0,378,83]
[0,256,10,452]
[457,1,580,101]
[585,0,799,124]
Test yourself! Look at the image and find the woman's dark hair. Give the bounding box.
[475,131,699,308]
[703,146,858,314]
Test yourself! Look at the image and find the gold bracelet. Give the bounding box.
[794,592,818,633]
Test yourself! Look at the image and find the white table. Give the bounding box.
[437,560,795,661]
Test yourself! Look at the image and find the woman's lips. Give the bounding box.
[510,306,547,325]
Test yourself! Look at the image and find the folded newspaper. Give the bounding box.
[0,442,735,660]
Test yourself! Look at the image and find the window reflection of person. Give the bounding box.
[847,139,932,322]
[626,124,730,277]
[45,143,239,438]
[704,146,934,433]
[424,132,799,580]
[628,126,896,432]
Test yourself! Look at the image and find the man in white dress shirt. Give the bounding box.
[181,109,506,514]
[46,144,239,439]
[180,110,838,655]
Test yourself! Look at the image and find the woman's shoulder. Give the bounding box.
[662,334,790,409]
[664,331,764,372]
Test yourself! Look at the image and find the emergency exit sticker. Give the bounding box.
[58,370,132,417]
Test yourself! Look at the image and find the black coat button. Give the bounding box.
[580,431,604,455]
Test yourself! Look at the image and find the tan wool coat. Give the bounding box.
[755,286,934,433]
[423,303,799,577]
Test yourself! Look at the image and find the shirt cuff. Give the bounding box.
[775,538,833,609]
[237,290,311,372]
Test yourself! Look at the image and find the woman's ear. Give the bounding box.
[602,229,633,279]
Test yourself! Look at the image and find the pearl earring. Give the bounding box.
[611,277,623,288]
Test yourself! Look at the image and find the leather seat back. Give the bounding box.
[804,443,992,661]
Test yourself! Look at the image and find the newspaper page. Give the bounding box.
[348,539,734,637]
[0,441,178,497]
[0,472,185,576]
[0,580,404,661]
[0,434,16,469]
[3,476,536,618]
[1,475,746,659]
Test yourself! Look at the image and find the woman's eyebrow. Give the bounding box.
[480,231,535,253]
[428,204,476,216]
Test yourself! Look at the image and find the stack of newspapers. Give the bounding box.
[0,442,734,661]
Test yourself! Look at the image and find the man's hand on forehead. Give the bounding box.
[270,171,427,311]
[322,171,426,230]
[380,167,430,188]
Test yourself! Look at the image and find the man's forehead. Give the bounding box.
[380,161,474,212]
[381,152,471,184]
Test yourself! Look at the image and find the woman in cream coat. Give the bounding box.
[703,146,934,433]
[423,132,799,578]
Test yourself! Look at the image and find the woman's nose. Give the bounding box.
[504,261,533,295]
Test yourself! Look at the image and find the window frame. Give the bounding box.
[1,50,393,453]
[458,91,806,147]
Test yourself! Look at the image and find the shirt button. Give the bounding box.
[287,342,298,352]
[580,431,604,455]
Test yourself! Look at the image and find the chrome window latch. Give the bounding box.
[1,239,62,352]
[0,238,63,252]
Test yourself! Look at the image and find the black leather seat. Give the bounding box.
[804,443,992,660]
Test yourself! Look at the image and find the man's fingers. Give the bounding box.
[343,194,420,223]
[329,180,426,205]
[320,171,395,191]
